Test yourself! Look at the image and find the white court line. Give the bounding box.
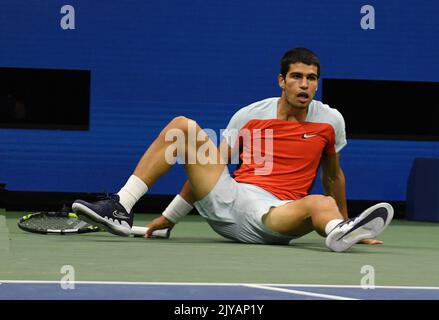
[1,280,439,291]
[266,283,439,291]
[243,284,359,300]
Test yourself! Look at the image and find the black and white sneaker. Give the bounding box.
[72,194,133,237]
[325,202,394,252]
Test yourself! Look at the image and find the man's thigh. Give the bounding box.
[262,198,314,237]
[183,121,228,200]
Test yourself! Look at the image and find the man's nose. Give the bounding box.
[299,78,309,89]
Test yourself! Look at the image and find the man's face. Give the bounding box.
[279,62,318,109]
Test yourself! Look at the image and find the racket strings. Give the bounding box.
[22,216,85,230]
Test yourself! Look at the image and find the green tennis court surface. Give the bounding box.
[1,210,439,299]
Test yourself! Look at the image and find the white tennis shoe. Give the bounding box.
[325,202,394,252]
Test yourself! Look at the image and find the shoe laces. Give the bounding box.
[336,216,360,229]
[96,192,119,202]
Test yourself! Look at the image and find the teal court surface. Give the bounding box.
[1,210,439,300]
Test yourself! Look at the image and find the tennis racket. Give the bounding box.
[17,211,170,238]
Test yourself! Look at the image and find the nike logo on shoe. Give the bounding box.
[302,134,317,139]
[337,208,389,241]
[113,210,129,220]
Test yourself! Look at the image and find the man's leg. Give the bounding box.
[73,116,226,235]
[263,195,394,252]
[132,116,226,200]
[262,195,343,238]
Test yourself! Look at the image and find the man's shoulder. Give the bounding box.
[232,97,277,120]
[309,100,344,124]
[240,97,277,111]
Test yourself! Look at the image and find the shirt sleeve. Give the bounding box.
[221,106,251,165]
[333,109,347,153]
[221,106,249,147]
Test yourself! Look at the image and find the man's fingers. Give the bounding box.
[145,225,155,238]
[144,218,173,238]
[359,239,383,245]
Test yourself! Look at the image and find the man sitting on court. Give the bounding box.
[73,48,393,252]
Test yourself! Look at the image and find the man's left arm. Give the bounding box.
[320,153,383,245]
[320,153,348,219]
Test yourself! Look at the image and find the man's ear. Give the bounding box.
[278,74,285,89]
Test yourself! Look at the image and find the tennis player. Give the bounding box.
[73,48,393,252]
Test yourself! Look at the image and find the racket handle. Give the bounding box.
[130,226,170,238]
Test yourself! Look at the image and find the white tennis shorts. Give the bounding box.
[193,167,297,244]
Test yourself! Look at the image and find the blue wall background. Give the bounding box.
[1,0,439,201]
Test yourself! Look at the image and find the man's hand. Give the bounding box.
[359,239,383,245]
[146,215,175,238]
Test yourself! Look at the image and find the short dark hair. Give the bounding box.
[280,48,320,79]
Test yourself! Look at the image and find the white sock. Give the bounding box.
[324,219,344,235]
[117,175,149,213]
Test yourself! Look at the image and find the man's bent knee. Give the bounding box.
[167,116,191,131]
[303,195,326,207]
[160,116,198,141]
[306,195,338,214]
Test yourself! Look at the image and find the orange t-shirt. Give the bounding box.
[223,98,346,200]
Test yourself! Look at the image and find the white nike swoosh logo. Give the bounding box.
[303,134,317,139]
[113,211,129,220]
